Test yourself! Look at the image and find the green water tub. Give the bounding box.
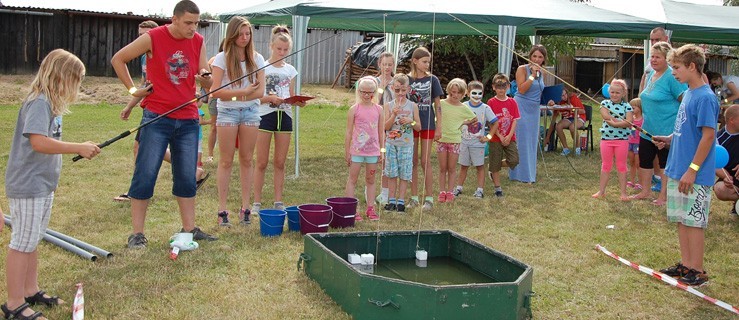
[298,230,534,320]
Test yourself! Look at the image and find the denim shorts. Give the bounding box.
[351,155,379,164]
[628,142,639,153]
[129,109,199,199]
[217,106,261,127]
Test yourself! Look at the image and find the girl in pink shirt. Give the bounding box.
[627,98,644,190]
[345,76,385,221]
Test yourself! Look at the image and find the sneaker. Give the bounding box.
[407,198,420,208]
[575,148,581,156]
[396,204,406,213]
[452,187,463,197]
[438,192,447,203]
[383,203,397,211]
[366,207,380,221]
[355,213,363,221]
[679,268,709,287]
[239,207,251,225]
[659,262,689,278]
[274,202,285,211]
[127,233,148,249]
[651,179,662,192]
[444,191,455,203]
[473,189,484,198]
[181,227,218,241]
[561,148,571,156]
[494,190,504,197]
[251,203,261,214]
[422,200,433,211]
[376,193,388,205]
[217,210,231,227]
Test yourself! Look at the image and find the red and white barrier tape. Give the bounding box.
[596,244,739,315]
[72,283,84,320]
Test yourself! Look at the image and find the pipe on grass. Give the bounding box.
[3,215,98,261]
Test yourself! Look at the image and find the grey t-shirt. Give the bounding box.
[5,94,63,198]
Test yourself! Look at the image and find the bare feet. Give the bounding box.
[592,192,605,199]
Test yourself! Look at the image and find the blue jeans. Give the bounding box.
[129,109,199,199]
[217,106,261,127]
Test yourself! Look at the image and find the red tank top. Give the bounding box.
[142,25,203,119]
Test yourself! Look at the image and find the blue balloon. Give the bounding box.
[602,84,611,99]
[715,144,729,169]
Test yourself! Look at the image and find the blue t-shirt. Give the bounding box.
[409,75,443,131]
[639,68,688,138]
[599,100,633,140]
[665,84,719,186]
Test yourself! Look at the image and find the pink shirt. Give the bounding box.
[350,103,383,156]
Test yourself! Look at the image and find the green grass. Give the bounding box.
[0,95,737,319]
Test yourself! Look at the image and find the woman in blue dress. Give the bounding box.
[510,45,547,183]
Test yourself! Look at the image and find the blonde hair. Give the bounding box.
[610,79,628,101]
[393,73,409,86]
[629,98,642,110]
[651,41,673,58]
[669,44,706,74]
[355,76,378,104]
[446,78,467,95]
[270,25,293,49]
[26,49,85,116]
[224,16,257,86]
[409,47,431,78]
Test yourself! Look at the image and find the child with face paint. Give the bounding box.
[345,76,385,221]
[454,81,498,198]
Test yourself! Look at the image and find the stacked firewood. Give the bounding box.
[344,48,489,89]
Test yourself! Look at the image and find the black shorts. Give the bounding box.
[638,137,668,169]
[258,110,293,132]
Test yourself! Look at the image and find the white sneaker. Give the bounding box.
[452,187,463,197]
[251,203,261,214]
[422,200,433,211]
[473,189,484,198]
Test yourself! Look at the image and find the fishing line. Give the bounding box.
[73,33,339,162]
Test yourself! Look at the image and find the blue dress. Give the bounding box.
[509,66,544,183]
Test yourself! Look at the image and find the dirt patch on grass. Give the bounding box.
[0,74,356,107]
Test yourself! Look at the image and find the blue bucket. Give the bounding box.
[285,206,301,232]
[258,209,286,237]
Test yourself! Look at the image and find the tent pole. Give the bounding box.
[292,15,310,178]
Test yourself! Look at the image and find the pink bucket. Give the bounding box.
[297,204,333,235]
[326,197,357,228]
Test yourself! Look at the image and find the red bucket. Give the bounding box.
[297,204,333,235]
[326,197,357,228]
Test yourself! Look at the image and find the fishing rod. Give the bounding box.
[606,109,653,139]
[73,33,339,162]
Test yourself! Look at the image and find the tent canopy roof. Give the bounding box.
[222,0,739,45]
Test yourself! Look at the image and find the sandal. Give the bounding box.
[113,193,130,202]
[2,302,44,320]
[25,291,64,307]
[196,172,210,190]
[652,199,667,206]
[629,194,651,201]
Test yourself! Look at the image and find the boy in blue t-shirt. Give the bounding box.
[653,45,719,287]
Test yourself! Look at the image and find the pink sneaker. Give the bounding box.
[438,192,447,203]
[366,206,379,221]
[355,212,363,221]
[445,191,455,203]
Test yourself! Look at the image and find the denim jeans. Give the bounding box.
[129,109,199,199]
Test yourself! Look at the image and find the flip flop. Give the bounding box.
[652,199,667,206]
[629,194,651,201]
[196,172,210,190]
[113,193,130,202]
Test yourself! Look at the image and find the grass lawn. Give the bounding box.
[0,84,737,319]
